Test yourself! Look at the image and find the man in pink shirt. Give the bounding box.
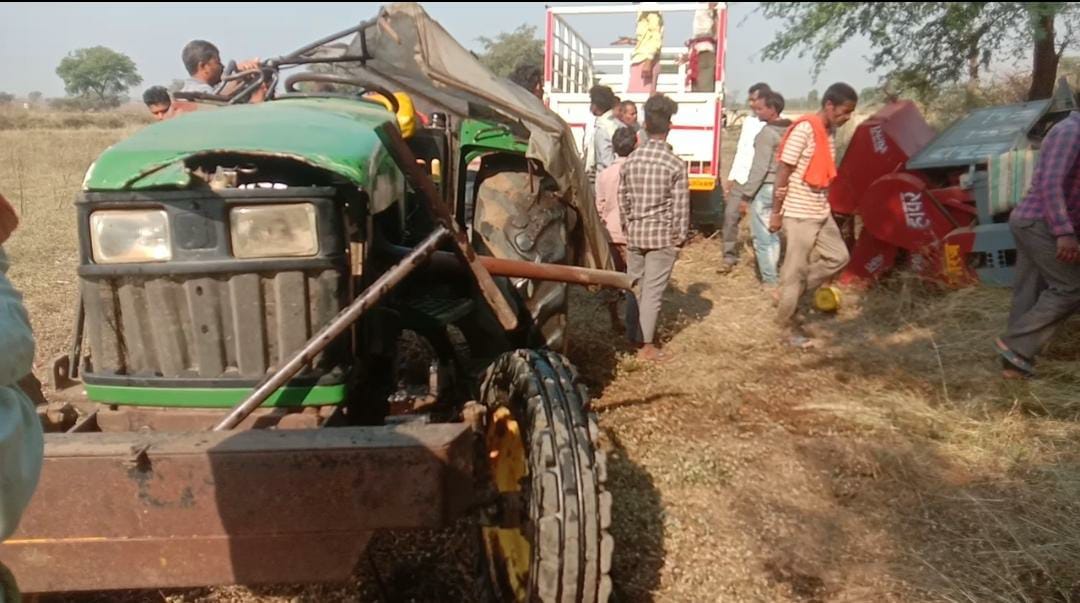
[596,126,638,331]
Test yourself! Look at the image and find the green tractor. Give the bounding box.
[1,4,624,601]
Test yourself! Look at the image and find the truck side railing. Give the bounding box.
[591,47,692,96]
[545,12,593,95]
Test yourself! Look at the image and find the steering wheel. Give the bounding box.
[283,72,400,114]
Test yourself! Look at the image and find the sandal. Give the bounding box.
[994,338,1034,378]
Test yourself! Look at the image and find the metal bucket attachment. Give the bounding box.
[1,422,474,593]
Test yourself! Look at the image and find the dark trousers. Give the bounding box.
[1001,217,1080,361]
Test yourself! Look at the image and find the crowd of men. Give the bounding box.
[585,77,860,357]
[589,75,1078,369]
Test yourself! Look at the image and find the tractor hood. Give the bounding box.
[83,97,396,192]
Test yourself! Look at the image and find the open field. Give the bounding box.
[3,122,1079,603]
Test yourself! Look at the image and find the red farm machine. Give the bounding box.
[830,85,1077,289]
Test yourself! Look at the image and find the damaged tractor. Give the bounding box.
[1,4,623,602]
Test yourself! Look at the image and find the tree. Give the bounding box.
[759,3,1080,101]
[55,46,142,108]
[806,88,820,107]
[28,91,42,105]
[476,24,544,78]
[0,92,14,105]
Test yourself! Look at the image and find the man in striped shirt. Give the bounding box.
[769,83,858,347]
[618,95,690,361]
[996,110,1080,378]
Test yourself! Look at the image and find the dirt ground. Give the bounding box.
[3,125,1080,603]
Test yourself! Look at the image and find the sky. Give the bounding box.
[0,2,881,100]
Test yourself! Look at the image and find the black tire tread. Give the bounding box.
[480,350,611,603]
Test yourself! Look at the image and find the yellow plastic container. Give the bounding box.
[814,285,841,313]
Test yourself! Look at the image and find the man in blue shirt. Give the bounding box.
[0,192,43,602]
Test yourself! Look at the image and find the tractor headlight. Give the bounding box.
[89,209,172,264]
[230,204,318,259]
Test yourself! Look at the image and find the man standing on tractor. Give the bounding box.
[619,95,689,362]
[719,83,771,275]
[995,108,1080,379]
[769,83,858,349]
[0,192,43,602]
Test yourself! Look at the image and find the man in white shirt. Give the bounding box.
[719,82,771,274]
[583,85,620,185]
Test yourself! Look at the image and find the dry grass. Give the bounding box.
[0,106,151,131]
[569,239,1080,602]
[7,126,1080,603]
[1,127,139,369]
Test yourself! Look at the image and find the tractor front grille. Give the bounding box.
[81,269,346,384]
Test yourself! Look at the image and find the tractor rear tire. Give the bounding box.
[478,350,611,603]
[473,157,573,352]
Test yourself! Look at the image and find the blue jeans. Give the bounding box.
[749,184,780,285]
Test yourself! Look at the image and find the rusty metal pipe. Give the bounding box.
[478,256,631,290]
[213,227,451,431]
[375,240,632,290]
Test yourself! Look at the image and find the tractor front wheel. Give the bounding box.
[478,350,611,603]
